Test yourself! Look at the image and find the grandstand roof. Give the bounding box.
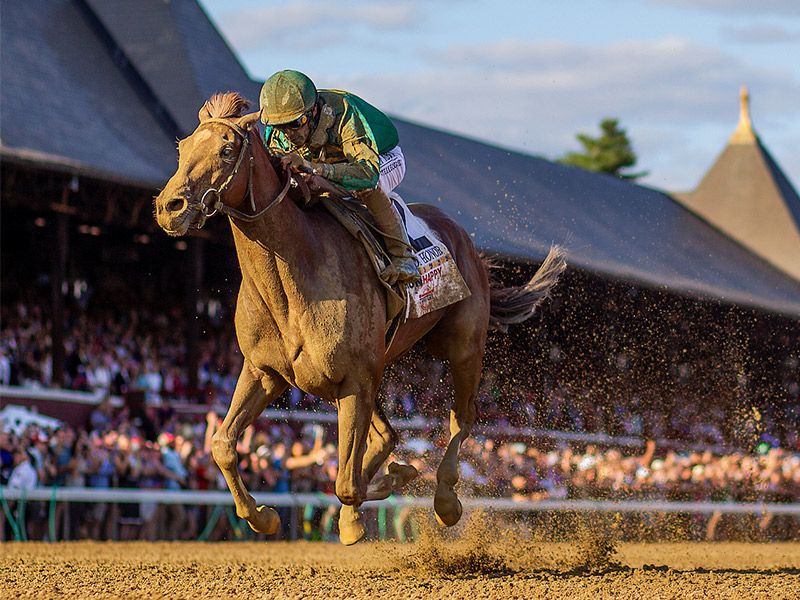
[673,87,800,282]
[396,119,800,316]
[0,0,261,187]
[2,0,800,316]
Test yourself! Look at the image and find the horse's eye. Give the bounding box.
[221,145,233,157]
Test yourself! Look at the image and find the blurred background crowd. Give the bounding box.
[2,400,798,543]
[3,295,798,451]
[2,284,799,542]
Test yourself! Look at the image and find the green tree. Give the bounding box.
[557,118,648,180]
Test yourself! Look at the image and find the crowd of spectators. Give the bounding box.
[0,402,332,543]
[2,284,799,542]
[2,398,799,543]
[3,291,798,454]
[0,299,241,404]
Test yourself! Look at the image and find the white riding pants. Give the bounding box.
[378,145,406,193]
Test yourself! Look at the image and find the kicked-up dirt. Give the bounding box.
[2,534,798,600]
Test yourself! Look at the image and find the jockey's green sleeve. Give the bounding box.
[265,90,399,191]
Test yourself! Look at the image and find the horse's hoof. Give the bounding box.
[338,512,367,546]
[434,492,463,527]
[388,462,418,487]
[247,505,280,535]
[366,463,420,501]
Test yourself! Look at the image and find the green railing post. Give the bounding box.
[197,505,225,542]
[48,486,58,542]
[0,486,22,541]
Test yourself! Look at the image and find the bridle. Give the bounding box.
[192,118,295,228]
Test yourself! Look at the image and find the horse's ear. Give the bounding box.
[198,103,213,123]
[237,111,261,131]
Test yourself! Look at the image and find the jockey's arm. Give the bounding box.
[273,103,382,191]
[280,140,379,191]
[325,111,381,189]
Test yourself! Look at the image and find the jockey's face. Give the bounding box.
[276,104,317,147]
[283,122,311,146]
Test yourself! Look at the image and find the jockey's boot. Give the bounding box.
[355,187,420,285]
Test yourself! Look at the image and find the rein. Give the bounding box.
[194,118,295,227]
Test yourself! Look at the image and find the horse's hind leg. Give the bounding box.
[425,299,485,527]
[433,349,480,526]
[211,361,287,535]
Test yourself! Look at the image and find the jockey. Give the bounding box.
[259,70,420,285]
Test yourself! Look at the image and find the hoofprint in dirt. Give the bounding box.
[2,539,798,600]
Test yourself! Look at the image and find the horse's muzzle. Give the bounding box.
[155,194,197,236]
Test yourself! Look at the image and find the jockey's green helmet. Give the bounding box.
[259,70,318,126]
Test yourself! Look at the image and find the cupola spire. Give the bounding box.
[729,85,756,144]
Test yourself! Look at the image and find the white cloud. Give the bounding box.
[201,0,800,189]
[349,37,796,131]
[216,1,418,50]
[332,38,800,189]
[722,24,800,44]
[652,0,800,16]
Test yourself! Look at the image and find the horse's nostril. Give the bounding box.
[166,198,184,213]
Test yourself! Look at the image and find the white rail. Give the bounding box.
[3,487,800,515]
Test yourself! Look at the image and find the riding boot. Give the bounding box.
[355,187,421,285]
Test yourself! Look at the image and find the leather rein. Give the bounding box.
[194,118,294,228]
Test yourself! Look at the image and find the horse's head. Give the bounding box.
[155,93,262,236]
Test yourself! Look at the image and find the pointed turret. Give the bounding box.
[729,85,756,145]
[673,87,800,281]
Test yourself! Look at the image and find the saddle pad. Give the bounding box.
[391,193,472,319]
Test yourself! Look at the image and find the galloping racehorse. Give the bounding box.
[154,93,565,545]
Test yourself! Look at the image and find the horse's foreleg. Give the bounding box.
[434,353,480,527]
[211,361,287,535]
[363,407,417,501]
[335,386,373,545]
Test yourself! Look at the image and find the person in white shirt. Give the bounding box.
[8,447,37,490]
[4,446,39,540]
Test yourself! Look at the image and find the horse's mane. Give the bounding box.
[199,93,252,121]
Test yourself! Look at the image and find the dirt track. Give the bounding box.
[2,537,799,600]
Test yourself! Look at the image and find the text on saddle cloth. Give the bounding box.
[389,193,471,319]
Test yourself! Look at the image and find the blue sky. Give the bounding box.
[197,0,800,192]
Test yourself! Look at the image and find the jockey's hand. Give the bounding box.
[280,153,308,172]
[281,154,331,178]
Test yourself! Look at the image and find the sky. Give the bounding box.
[196,0,800,193]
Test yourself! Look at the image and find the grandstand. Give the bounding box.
[1,0,799,542]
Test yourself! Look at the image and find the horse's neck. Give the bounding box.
[228,136,315,309]
[229,200,309,271]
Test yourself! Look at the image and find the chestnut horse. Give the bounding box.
[154,93,565,545]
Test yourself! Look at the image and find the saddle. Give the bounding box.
[320,194,407,330]
[293,176,471,346]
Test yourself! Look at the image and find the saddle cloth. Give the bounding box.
[392,193,472,319]
[320,192,471,329]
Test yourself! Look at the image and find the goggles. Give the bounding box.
[275,111,311,130]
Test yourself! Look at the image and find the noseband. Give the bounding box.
[193,118,295,228]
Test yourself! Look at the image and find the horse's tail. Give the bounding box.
[486,245,567,332]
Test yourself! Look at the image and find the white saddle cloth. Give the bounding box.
[390,193,472,319]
